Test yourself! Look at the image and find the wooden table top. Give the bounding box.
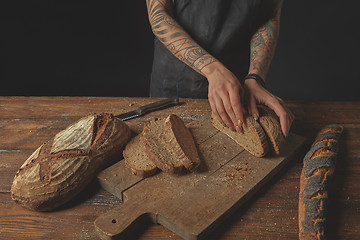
[0,97,359,240]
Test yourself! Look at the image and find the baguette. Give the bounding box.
[298,124,343,240]
[11,113,131,211]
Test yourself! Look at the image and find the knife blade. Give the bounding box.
[115,97,180,121]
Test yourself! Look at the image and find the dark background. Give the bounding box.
[1,1,359,100]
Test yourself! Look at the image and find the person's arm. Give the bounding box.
[146,0,246,132]
[244,1,294,136]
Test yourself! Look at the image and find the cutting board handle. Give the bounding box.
[94,200,150,240]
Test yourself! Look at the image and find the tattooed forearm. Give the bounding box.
[146,0,217,74]
[249,6,281,80]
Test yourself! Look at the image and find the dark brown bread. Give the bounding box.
[142,114,200,174]
[124,134,157,178]
[210,112,269,157]
[258,105,285,155]
[11,113,131,211]
[299,124,343,240]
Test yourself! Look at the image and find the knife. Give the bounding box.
[115,97,180,121]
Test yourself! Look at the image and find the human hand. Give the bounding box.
[243,78,294,137]
[205,63,246,132]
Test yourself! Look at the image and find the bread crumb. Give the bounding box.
[222,162,251,185]
[129,103,134,107]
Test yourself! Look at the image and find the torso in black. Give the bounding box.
[150,0,262,98]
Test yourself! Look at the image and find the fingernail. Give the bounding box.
[239,126,244,134]
[252,114,259,121]
[237,119,243,127]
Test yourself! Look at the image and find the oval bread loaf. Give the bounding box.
[299,124,343,240]
[11,113,131,211]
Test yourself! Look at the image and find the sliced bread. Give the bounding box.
[258,105,285,155]
[211,112,269,157]
[124,134,157,178]
[142,117,183,173]
[142,115,200,174]
[164,114,201,171]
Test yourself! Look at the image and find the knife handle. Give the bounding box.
[137,97,179,115]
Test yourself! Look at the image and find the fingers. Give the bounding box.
[243,79,294,137]
[228,86,245,132]
[211,96,234,129]
[266,97,294,137]
[246,95,259,121]
[209,84,245,133]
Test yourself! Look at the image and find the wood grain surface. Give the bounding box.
[94,114,305,240]
[1,97,360,239]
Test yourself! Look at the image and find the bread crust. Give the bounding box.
[299,124,343,240]
[11,113,131,211]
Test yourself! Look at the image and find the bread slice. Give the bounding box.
[142,115,200,173]
[211,112,268,157]
[258,105,285,155]
[124,134,157,178]
[142,117,182,173]
[164,114,201,171]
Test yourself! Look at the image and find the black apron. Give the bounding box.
[150,0,262,98]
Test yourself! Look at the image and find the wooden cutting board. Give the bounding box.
[94,113,306,240]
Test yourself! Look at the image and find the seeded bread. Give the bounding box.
[258,105,285,155]
[141,114,200,174]
[211,112,269,157]
[11,113,131,211]
[124,134,157,178]
[299,124,343,240]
